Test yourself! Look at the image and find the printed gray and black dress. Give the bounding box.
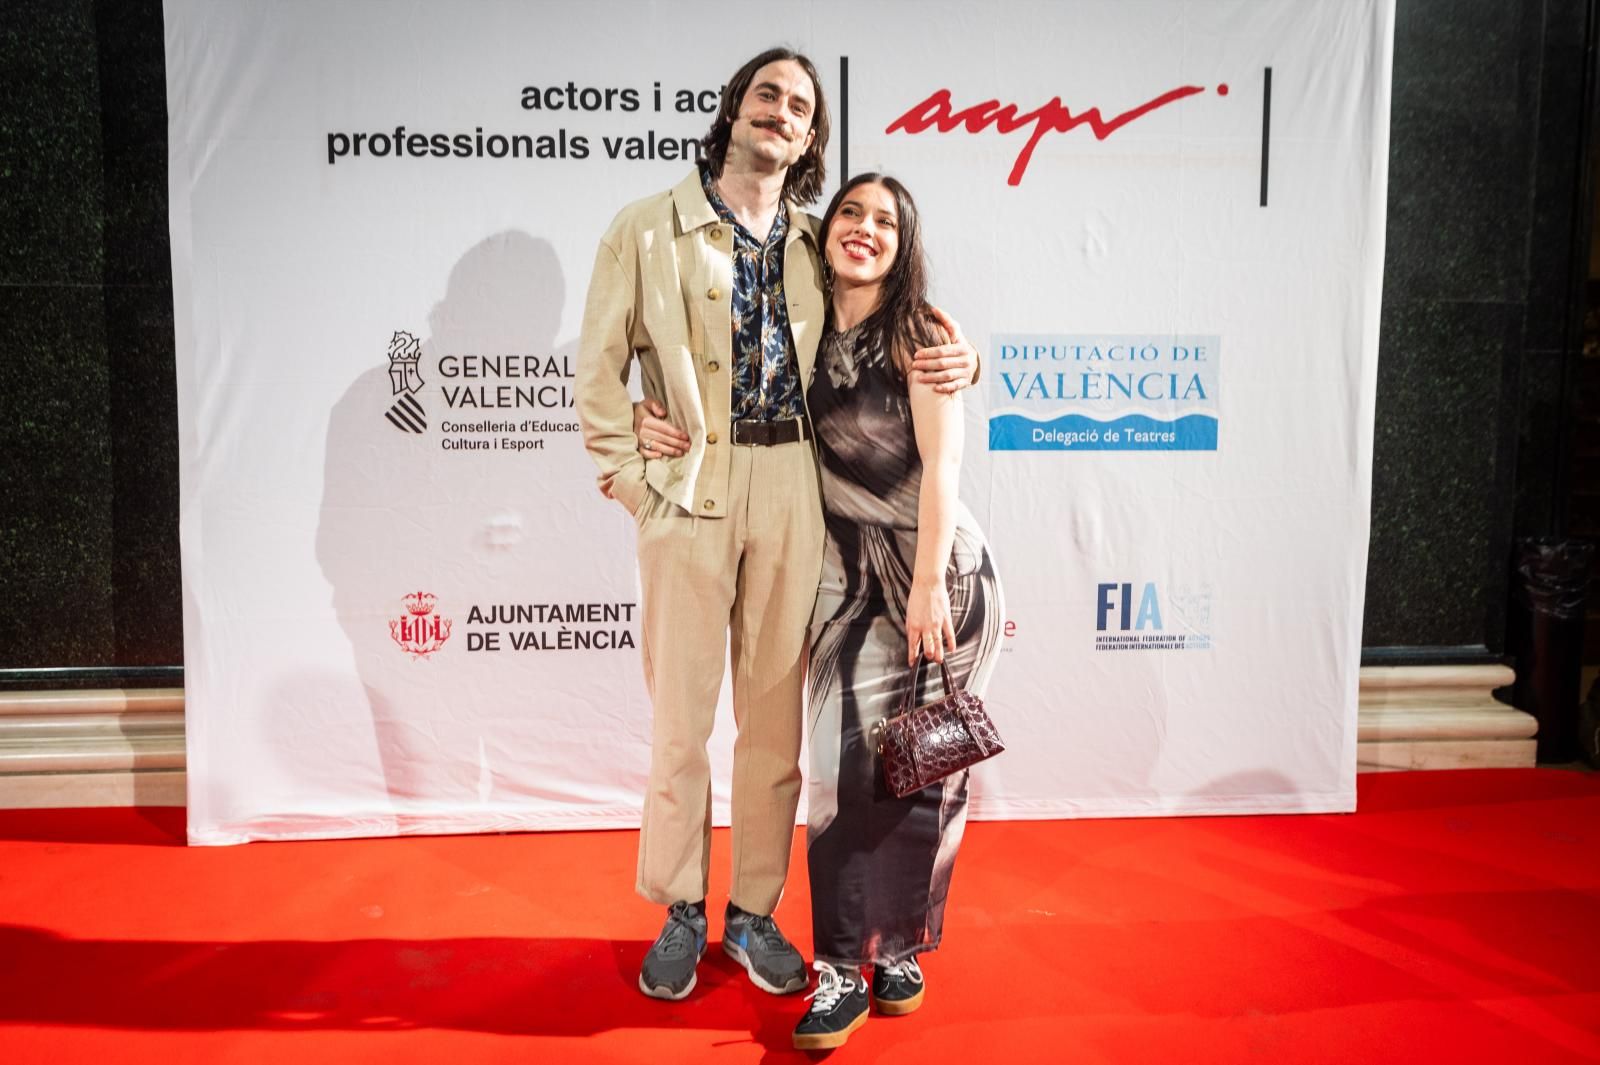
[805,321,1004,968]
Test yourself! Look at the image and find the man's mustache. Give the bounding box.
[750,116,795,141]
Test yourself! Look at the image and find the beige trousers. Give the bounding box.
[633,438,824,915]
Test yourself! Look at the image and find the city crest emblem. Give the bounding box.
[390,591,452,657]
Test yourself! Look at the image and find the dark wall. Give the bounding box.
[0,2,180,686]
[0,1,1594,685]
[1364,0,1595,659]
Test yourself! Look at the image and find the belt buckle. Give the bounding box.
[733,418,806,446]
[734,420,772,446]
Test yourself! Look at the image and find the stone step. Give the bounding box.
[0,668,1541,807]
[1356,663,1535,771]
[0,688,188,807]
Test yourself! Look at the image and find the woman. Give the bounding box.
[792,173,1004,1050]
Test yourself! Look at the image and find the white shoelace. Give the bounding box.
[880,957,924,984]
[806,961,858,1012]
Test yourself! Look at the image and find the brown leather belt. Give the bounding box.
[731,418,810,446]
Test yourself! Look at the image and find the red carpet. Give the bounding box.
[0,769,1596,1064]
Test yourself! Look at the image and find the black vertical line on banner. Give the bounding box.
[1259,67,1272,207]
[840,56,850,184]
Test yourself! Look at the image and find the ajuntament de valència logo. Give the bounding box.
[988,335,1220,452]
[390,591,453,658]
[384,330,427,433]
[1094,581,1212,652]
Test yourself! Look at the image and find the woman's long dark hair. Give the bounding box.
[700,47,830,206]
[819,172,940,376]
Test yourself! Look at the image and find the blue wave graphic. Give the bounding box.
[989,413,1217,451]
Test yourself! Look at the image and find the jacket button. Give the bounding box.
[703,499,714,511]
[710,226,723,241]
[706,432,718,444]
[707,287,720,301]
[708,361,720,372]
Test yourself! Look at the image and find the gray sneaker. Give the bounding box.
[722,903,808,994]
[638,900,708,1000]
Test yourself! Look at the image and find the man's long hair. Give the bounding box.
[818,173,941,377]
[700,47,830,206]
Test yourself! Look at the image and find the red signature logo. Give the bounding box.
[887,84,1226,186]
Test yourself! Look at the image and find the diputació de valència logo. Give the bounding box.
[989,334,1219,451]
[384,330,427,433]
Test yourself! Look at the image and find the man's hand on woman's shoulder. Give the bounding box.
[911,306,980,393]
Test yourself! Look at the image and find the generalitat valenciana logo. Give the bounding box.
[384,330,427,433]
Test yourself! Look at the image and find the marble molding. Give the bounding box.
[0,667,1538,809]
[0,688,185,808]
[1357,664,1535,770]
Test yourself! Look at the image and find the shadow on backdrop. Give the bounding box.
[312,232,580,814]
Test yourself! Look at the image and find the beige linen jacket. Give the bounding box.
[576,167,826,519]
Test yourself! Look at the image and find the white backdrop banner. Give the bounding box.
[166,0,1392,844]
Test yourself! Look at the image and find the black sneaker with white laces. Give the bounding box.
[638,900,707,1000]
[872,956,926,1014]
[722,903,808,994]
[792,961,869,1050]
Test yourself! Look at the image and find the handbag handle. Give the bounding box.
[895,653,961,717]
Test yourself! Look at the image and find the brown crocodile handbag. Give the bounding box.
[877,656,1005,799]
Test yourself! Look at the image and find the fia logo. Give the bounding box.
[390,591,452,657]
[384,330,427,433]
[1094,581,1212,652]
[1097,582,1164,632]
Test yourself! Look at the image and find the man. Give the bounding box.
[575,46,977,1002]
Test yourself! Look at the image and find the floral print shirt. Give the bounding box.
[702,166,804,422]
